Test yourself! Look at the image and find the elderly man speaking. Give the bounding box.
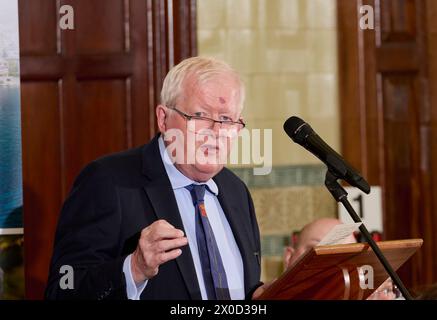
[45,57,263,300]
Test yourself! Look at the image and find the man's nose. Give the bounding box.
[211,120,221,131]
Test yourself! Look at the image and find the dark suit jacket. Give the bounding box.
[45,134,261,300]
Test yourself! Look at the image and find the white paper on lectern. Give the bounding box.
[318,222,362,246]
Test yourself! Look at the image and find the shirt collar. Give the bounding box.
[158,135,219,195]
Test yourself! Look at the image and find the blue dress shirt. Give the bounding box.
[123,136,245,300]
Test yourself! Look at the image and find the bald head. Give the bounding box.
[283,218,357,270]
[296,218,357,249]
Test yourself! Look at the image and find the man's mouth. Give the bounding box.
[200,144,220,153]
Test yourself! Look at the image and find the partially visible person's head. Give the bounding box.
[283,218,357,269]
[156,56,246,182]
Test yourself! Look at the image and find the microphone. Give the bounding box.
[283,116,370,194]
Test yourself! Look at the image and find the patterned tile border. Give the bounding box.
[230,165,327,188]
[231,165,336,257]
[261,234,290,257]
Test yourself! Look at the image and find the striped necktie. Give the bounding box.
[185,184,231,300]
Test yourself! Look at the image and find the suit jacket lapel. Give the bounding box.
[142,135,202,300]
[214,173,256,296]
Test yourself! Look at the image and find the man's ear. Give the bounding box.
[156,105,167,134]
[283,246,295,270]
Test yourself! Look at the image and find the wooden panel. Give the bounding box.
[130,0,152,141]
[20,82,62,298]
[149,0,169,108]
[19,56,64,80]
[425,0,437,283]
[75,55,133,79]
[337,0,365,174]
[362,4,381,186]
[383,76,413,121]
[381,0,417,43]
[381,75,416,240]
[172,0,198,62]
[338,0,436,292]
[64,79,129,189]
[376,46,418,71]
[18,0,57,55]
[75,0,126,54]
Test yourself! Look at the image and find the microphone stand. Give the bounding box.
[324,170,413,300]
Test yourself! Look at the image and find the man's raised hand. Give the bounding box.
[131,219,188,284]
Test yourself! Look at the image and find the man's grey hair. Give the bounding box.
[160,56,245,112]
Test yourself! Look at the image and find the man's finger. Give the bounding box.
[157,248,183,265]
[150,227,185,241]
[153,219,177,230]
[150,226,184,241]
[154,237,188,253]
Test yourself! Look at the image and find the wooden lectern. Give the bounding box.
[257,239,423,300]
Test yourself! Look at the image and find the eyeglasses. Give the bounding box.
[168,106,246,131]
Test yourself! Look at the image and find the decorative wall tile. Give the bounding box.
[306,74,338,117]
[230,165,327,187]
[261,256,284,283]
[226,30,261,74]
[261,235,290,256]
[250,186,337,235]
[197,0,226,29]
[250,74,307,120]
[306,0,337,30]
[261,0,302,29]
[226,0,259,29]
[311,186,338,219]
[307,30,338,73]
[197,29,227,61]
[264,29,307,51]
[307,116,341,154]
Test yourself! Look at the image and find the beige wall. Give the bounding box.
[197,0,340,281]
